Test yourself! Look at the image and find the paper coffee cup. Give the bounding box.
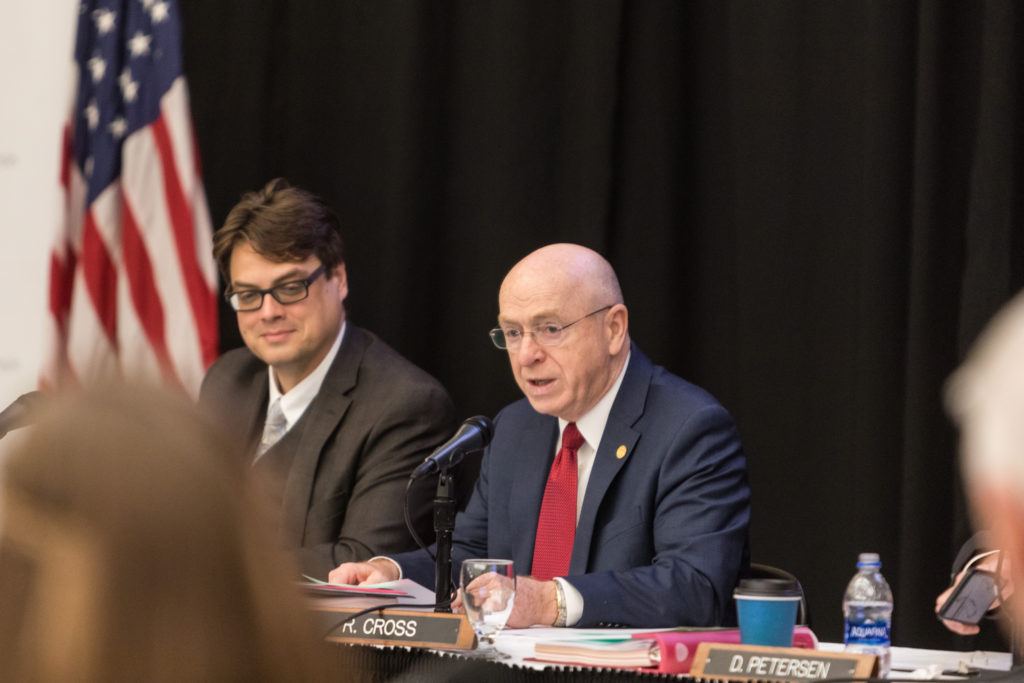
[733,578,802,647]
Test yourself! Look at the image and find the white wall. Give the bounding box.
[0,1,78,409]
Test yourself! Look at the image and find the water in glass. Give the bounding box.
[460,559,515,645]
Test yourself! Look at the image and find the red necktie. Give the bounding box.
[531,422,584,581]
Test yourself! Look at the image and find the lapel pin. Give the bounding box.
[616,445,627,459]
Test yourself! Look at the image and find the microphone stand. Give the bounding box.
[433,467,457,612]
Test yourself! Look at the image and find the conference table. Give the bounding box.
[323,627,1013,681]
[310,582,1013,681]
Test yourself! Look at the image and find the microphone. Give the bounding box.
[411,415,493,480]
[0,391,46,440]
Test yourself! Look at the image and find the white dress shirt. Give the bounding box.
[263,321,347,439]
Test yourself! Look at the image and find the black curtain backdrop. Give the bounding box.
[180,0,1024,648]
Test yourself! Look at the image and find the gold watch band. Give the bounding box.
[552,579,567,627]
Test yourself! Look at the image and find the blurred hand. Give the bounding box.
[460,571,515,614]
[453,575,558,628]
[935,554,1013,635]
[328,558,400,585]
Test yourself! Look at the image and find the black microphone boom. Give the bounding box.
[411,415,493,480]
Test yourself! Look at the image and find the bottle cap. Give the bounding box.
[856,552,881,568]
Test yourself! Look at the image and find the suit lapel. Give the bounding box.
[569,347,652,573]
[278,326,362,544]
[510,416,558,569]
[237,369,269,458]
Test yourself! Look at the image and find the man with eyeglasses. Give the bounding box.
[331,243,750,629]
[199,178,456,579]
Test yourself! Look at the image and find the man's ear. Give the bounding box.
[331,263,349,303]
[605,304,629,355]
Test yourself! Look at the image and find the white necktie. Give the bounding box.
[256,398,287,459]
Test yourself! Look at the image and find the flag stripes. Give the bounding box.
[43,0,217,396]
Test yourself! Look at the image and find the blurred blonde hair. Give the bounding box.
[0,385,330,682]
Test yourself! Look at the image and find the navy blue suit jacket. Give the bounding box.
[395,345,750,628]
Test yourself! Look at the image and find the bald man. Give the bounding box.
[331,244,750,629]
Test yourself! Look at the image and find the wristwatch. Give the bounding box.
[552,579,567,627]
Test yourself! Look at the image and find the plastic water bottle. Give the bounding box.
[843,552,893,676]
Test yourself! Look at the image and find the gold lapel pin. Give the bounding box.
[616,445,627,459]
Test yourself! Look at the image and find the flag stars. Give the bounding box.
[127,31,152,58]
[84,156,94,178]
[92,8,116,35]
[150,1,169,23]
[87,54,107,83]
[119,68,140,102]
[109,117,128,140]
[84,99,100,130]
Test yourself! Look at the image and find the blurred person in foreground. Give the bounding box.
[942,291,1024,643]
[0,386,330,682]
[332,243,751,628]
[200,178,456,578]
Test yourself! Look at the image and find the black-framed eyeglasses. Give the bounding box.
[489,305,613,350]
[225,265,325,312]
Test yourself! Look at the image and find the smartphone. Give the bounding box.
[937,567,1000,625]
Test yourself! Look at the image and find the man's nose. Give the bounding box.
[515,332,545,365]
[258,293,285,318]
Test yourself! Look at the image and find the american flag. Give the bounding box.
[43,0,218,396]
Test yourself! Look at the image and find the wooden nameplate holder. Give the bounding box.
[315,604,477,650]
[690,642,877,681]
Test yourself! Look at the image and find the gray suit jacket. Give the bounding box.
[199,325,457,578]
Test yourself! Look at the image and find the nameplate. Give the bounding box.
[690,643,876,681]
[316,606,477,650]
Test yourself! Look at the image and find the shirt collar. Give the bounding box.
[267,321,347,427]
[558,351,631,451]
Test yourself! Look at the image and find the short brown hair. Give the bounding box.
[213,178,345,281]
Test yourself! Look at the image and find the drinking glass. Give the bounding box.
[460,558,516,652]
